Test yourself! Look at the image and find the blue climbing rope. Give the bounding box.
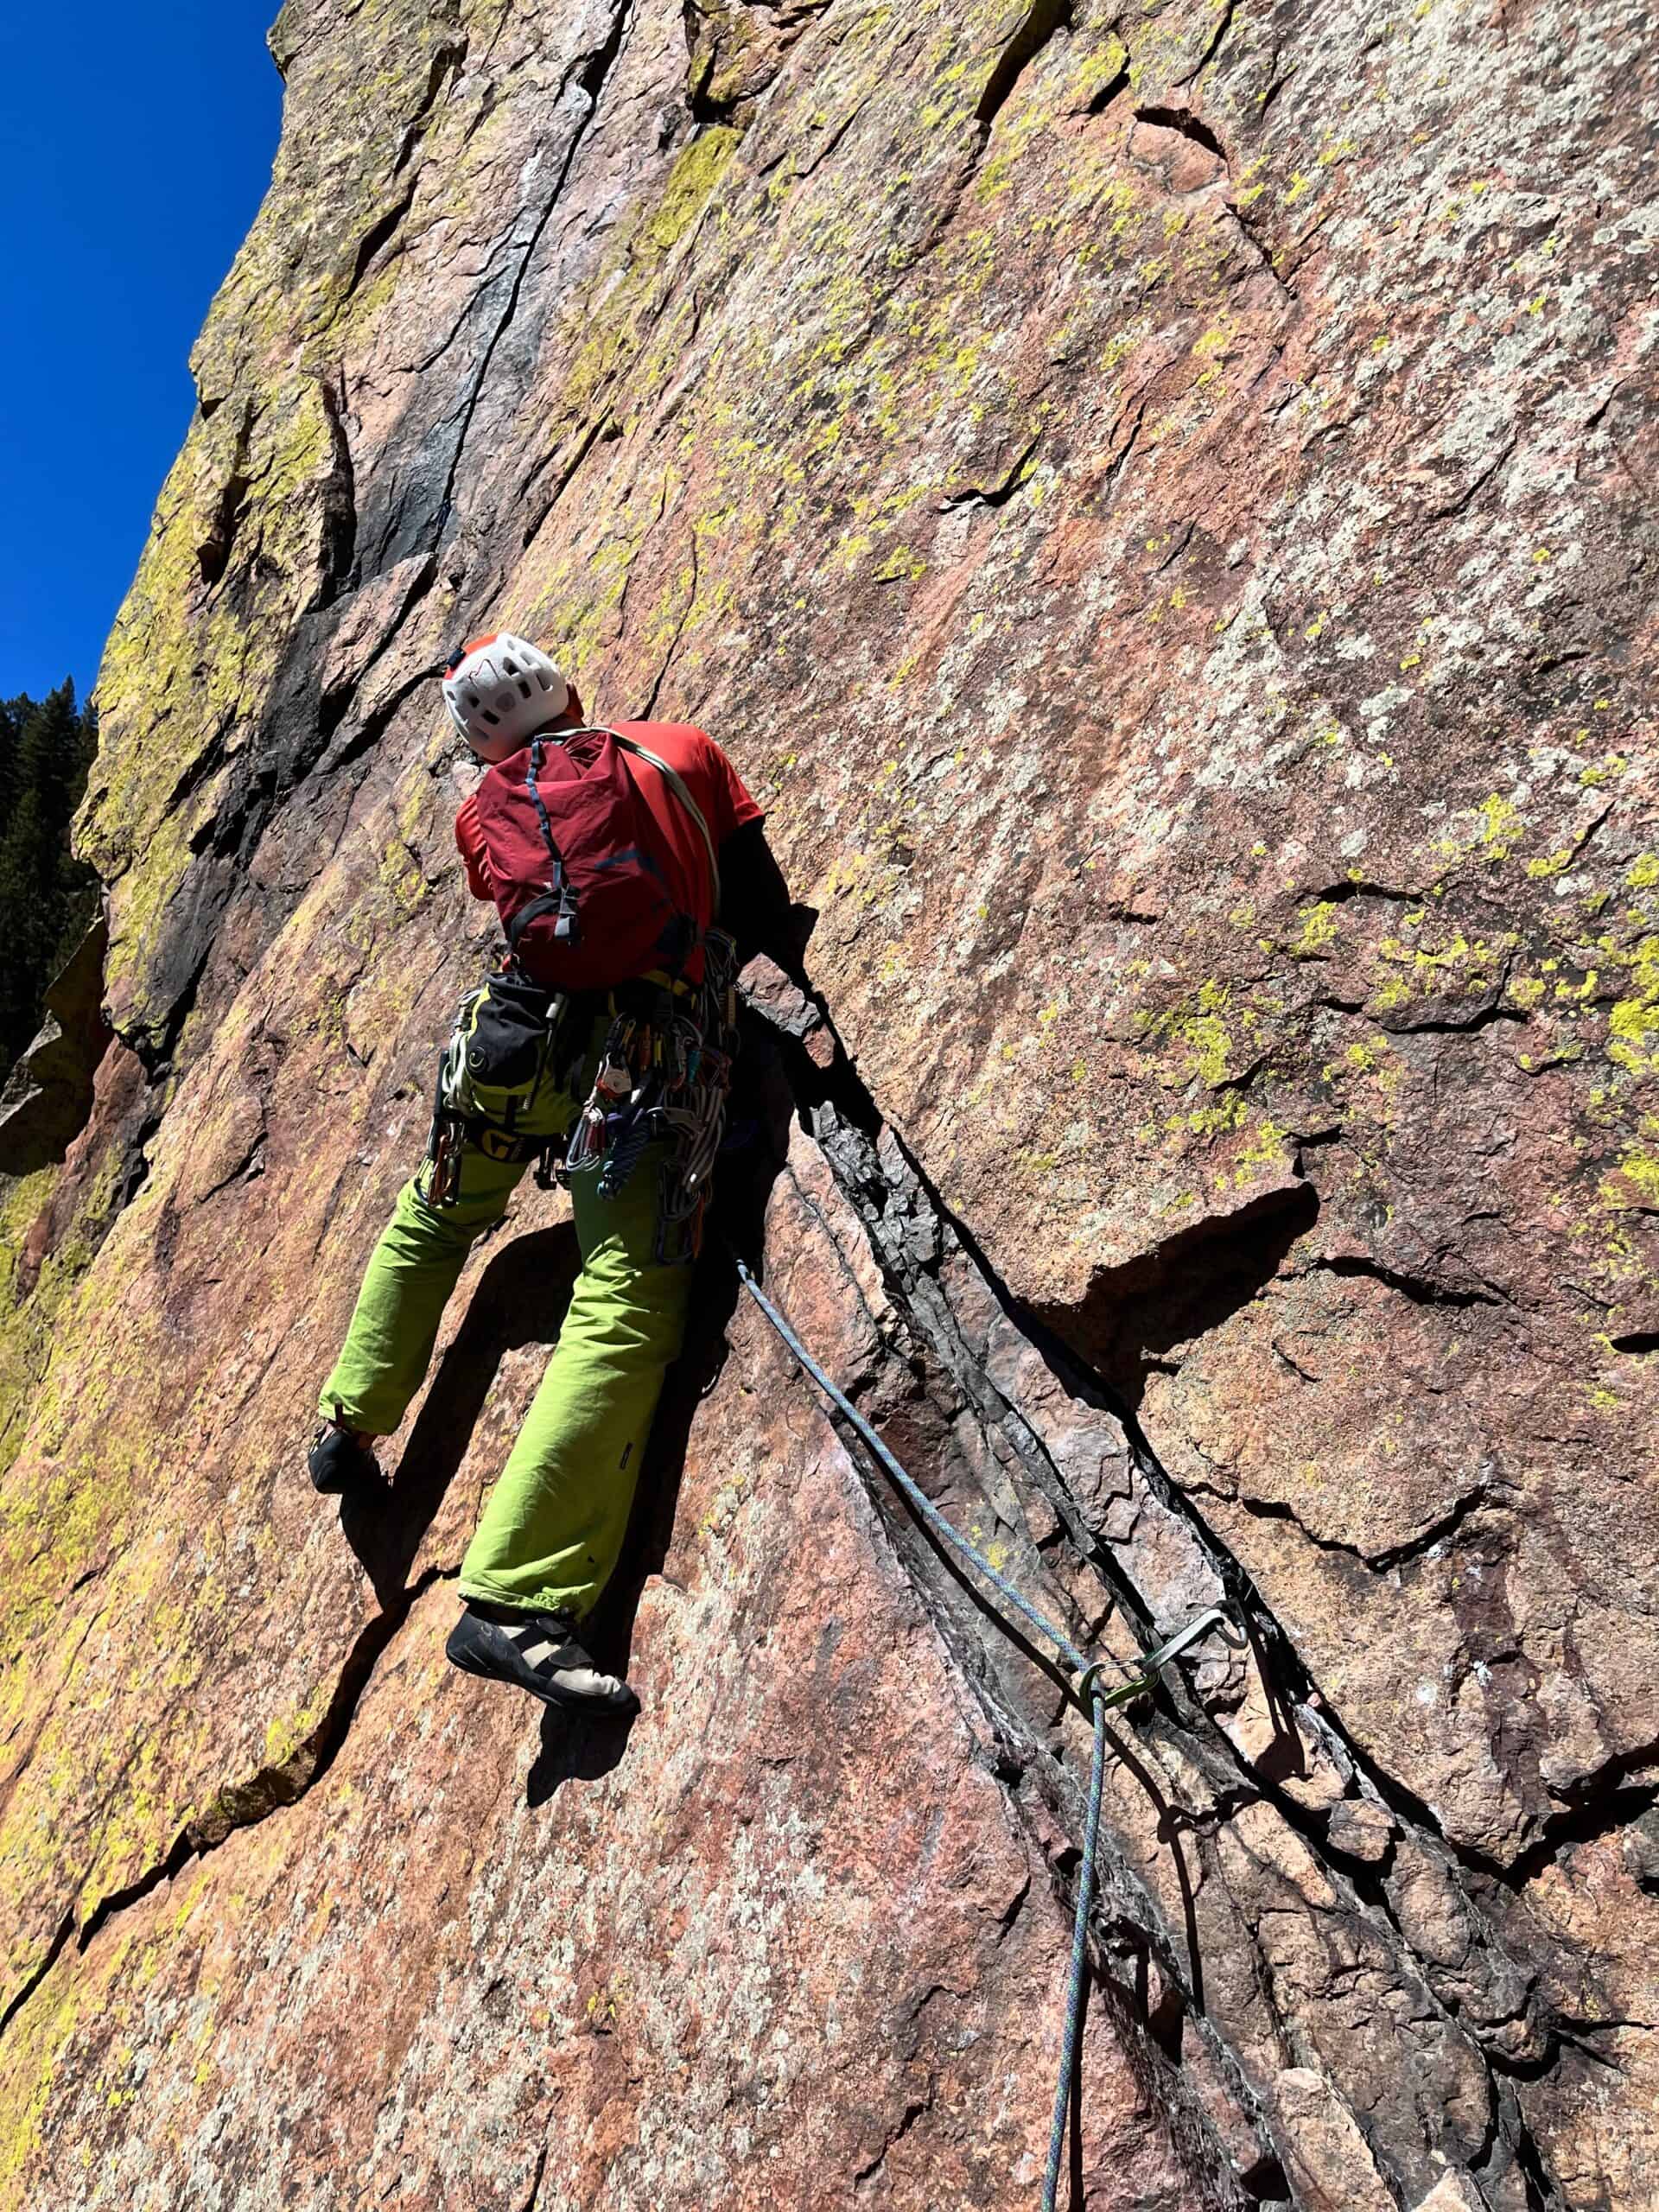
[731,1254,1088,1669]
[1046,1696,1109,2207]
[730,1252,1242,2212]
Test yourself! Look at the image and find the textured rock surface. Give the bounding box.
[0,920,111,1179]
[1,0,1656,2205]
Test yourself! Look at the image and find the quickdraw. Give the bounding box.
[562,931,741,1263]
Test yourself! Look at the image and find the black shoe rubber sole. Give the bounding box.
[444,1613,639,1717]
[308,1427,378,1495]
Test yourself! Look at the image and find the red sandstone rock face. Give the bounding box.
[1,0,1656,2205]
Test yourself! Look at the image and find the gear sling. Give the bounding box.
[318,726,735,1624]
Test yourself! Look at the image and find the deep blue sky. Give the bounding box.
[1,4,283,705]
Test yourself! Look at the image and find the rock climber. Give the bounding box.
[307,633,796,1717]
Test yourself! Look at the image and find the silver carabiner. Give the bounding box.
[1073,1605,1245,1715]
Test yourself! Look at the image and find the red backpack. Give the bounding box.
[470,726,721,989]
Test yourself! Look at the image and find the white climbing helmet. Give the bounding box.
[441,632,570,761]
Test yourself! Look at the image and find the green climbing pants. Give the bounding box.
[318,1015,693,1622]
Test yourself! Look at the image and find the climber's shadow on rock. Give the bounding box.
[339,1220,581,1608]
[526,1014,797,1810]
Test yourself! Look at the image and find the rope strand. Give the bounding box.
[730,1252,1240,2211]
[1043,1700,1109,2209]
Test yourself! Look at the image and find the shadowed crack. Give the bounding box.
[518,2141,551,2212]
[1084,60,1129,114]
[196,473,252,590]
[1422,432,1519,522]
[0,1566,454,2045]
[521,412,621,548]
[1386,1000,1526,1039]
[1305,878,1427,906]
[0,1910,75,2042]
[1313,1254,1504,1308]
[314,551,440,760]
[976,0,1072,131]
[1492,1744,1659,1893]
[939,430,1041,511]
[394,34,470,177]
[853,2094,931,2185]
[321,658,443,782]
[435,0,634,533]
[346,181,418,298]
[1218,1476,1510,1574]
[1133,104,1228,163]
[742,976,1579,2206]
[1177,0,1236,87]
[316,370,359,604]
[189,1126,269,1209]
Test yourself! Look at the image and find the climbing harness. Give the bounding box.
[426,931,739,1248]
[563,931,741,1263]
[729,1251,1244,2212]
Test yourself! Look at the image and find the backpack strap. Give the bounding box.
[563,725,722,915]
[507,736,582,955]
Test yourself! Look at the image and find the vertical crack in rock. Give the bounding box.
[436,0,634,535]
[393,29,471,177]
[1176,0,1236,87]
[746,988,1581,2208]
[194,405,256,589]
[346,181,420,297]
[0,1913,75,2044]
[517,2140,550,2212]
[520,410,619,547]
[315,369,360,605]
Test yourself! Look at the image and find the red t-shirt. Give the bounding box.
[454,720,762,977]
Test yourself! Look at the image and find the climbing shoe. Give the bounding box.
[444,1601,639,1716]
[308,1417,379,1495]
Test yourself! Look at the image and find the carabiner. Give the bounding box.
[1072,1605,1243,1716]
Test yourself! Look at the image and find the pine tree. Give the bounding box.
[0,696,25,830]
[0,681,100,1076]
